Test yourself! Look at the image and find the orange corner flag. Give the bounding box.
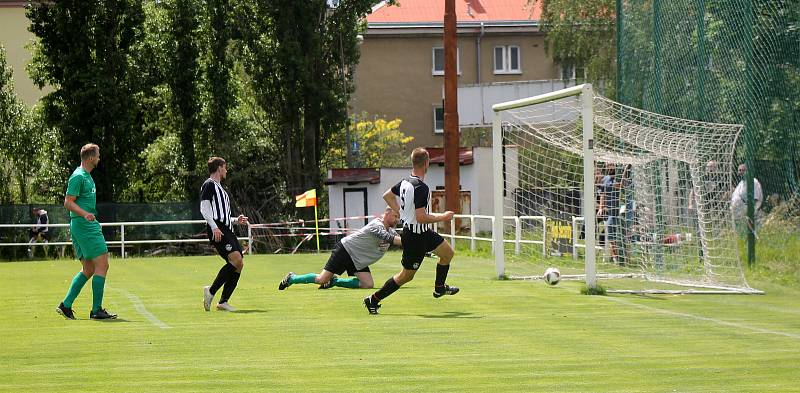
[295,189,317,208]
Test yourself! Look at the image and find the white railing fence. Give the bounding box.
[1,214,596,259]
[0,220,250,259]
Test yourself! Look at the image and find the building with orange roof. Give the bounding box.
[351,0,568,149]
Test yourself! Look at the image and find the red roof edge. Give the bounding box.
[325,168,381,185]
[426,147,474,165]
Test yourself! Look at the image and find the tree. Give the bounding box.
[531,0,616,96]
[0,45,51,204]
[234,0,388,203]
[203,0,235,160]
[353,117,414,168]
[323,114,413,169]
[169,0,202,197]
[27,0,147,202]
[0,45,28,203]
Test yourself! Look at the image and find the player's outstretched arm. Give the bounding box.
[415,208,454,224]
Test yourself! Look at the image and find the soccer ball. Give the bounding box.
[543,267,561,286]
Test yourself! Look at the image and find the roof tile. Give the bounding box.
[368,0,540,24]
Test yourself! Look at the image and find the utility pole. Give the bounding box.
[444,0,461,218]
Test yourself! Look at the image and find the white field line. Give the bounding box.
[604,296,800,340]
[113,288,170,329]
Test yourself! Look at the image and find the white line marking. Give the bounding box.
[113,288,171,329]
[604,296,800,340]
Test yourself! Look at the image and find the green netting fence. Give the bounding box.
[617,0,800,266]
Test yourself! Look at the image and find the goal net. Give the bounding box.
[491,84,761,294]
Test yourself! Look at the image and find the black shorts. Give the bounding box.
[324,241,370,276]
[401,230,444,270]
[206,226,243,262]
[30,230,50,241]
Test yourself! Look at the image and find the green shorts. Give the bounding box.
[70,218,108,261]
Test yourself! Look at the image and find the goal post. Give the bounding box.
[493,84,596,287]
[492,83,762,294]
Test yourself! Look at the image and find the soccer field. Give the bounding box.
[1,253,799,392]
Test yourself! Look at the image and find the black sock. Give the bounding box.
[219,271,241,304]
[372,277,400,301]
[210,263,236,295]
[435,263,450,288]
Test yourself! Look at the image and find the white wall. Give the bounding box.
[457,79,579,126]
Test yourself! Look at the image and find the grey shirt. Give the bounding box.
[341,217,398,270]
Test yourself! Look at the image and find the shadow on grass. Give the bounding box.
[415,311,484,319]
[632,294,669,300]
[233,309,269,314]
[89,318,133,323]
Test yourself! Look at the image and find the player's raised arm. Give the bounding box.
[383,188,401,213]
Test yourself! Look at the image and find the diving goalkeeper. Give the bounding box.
[278,206,401,290]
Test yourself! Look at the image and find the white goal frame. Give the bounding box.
[491,84,762,295]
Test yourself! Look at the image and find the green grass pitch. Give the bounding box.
[1,252,799,392]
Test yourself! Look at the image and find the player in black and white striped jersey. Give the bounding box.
[200,157,249,312]
[363,147,459,315]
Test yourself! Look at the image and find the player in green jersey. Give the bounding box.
[56,143,117,320]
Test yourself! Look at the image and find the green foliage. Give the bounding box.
[125,133,186,202]
[323,114,413,169]
[352,117,414,168]
[169,0,202,197]
[202,0,235,155]
[0,45,61,204]
[11,0,389,225]
[617,0,799,266]
[618,0,799,187]
[235,0,384,201]
[0,45,26,203]
[27,0,148,202]
[532,0,617,97]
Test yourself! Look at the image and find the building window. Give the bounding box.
[560,64,586,80]
[432,47,460,76]
[493,45,521,74]
[433,106,444,133]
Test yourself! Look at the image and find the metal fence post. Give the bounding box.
[572,217,578,261]
[470,216,476,252]
[490,217,496,256]
[121,224,125,259]
[514,216,521,255]
[450,217,456,247]
[540,217,546,256]
[247,223,253,255]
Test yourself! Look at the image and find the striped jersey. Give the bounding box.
[200,178,232,231]
[390,175,431,234]
[35,211,49,233]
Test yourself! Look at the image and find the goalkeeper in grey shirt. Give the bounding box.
[278,206,401,290]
